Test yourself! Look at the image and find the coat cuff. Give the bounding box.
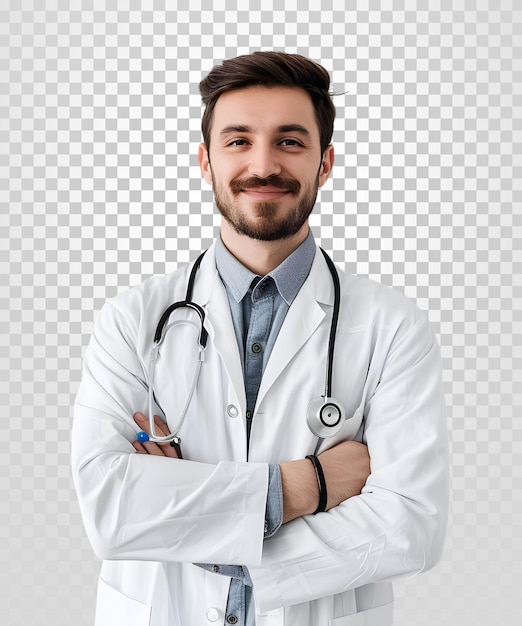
[264,463,283,538]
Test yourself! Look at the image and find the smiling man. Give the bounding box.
[200,86,332,255]
[72,52,449,626]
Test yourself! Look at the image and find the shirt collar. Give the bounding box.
[215,230,316,306]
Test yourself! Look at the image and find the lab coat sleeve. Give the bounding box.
[249,310,450,613]
[71,299,269,566]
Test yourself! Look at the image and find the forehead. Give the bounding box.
[211,86,320,139]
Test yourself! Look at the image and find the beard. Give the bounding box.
[213,173,320,241]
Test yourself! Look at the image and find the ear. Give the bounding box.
[198,143,213,185]
[318,144,334,187]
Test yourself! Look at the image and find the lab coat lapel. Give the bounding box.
[192,246,247,410]
[255,250,335,409]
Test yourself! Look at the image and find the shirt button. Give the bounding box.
[212,564,220,573]
[206,607,220,622]
[226,404,239,418]
[227,616,239,625]
[251,342,262,354]
[259,282,267,292]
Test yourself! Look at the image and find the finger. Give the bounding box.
[134,412,172,438]
[151,416,179,458]
[133,413,179,458]
[140,439,169,456]
[153,414,172,437]
[132,441,148,455]
[140,439,179,458]
[134,412,151,435]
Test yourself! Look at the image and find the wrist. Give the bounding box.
[306,455,328,514]
[279,458,318,524]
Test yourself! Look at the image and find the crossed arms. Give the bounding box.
[132,412,372,524]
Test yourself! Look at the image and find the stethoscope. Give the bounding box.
[137,248,349,451]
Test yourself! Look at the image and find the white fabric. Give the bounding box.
[72,243,449,625]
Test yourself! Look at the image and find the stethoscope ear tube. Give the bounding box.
[142,252,208,444]
[318,248,341,401]
[154,250,208,345]
[154,301,208,348]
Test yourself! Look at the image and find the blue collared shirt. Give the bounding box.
[216,229,317,372]
[204,230,316,625]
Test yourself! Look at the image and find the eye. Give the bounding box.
[227,139,249,147]
[279,139,303,147]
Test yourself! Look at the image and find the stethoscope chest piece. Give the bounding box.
[306,396,346,439]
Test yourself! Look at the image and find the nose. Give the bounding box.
[247,143,282,179]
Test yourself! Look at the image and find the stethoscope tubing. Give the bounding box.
[137,248,345,446]
[318,248,341,401]
[137,252,208,445]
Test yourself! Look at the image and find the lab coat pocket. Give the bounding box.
[95,577,152,626]
[329,601,393,626]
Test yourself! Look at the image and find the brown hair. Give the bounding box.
[199,51,336,153]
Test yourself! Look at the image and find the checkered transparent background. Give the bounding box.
[1,2,520,624]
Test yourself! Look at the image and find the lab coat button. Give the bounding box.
[206,607,220,622]
[226,404,239,418]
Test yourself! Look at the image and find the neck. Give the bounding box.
[220,221,309,275]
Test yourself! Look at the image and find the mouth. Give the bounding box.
[230,176,301,198]
[240,187,291,200]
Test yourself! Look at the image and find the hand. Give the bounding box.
[132,412,180,458]
[317,440,370,510]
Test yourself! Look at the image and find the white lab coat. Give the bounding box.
[72,243,449,626]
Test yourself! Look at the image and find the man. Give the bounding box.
[72,51,449,626]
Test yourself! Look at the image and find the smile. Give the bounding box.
[240,188,291,200]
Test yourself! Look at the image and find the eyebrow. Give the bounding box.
[220,124,311,137]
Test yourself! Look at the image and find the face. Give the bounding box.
[198,86,334,242]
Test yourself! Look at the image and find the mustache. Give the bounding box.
[229,176,301,195]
